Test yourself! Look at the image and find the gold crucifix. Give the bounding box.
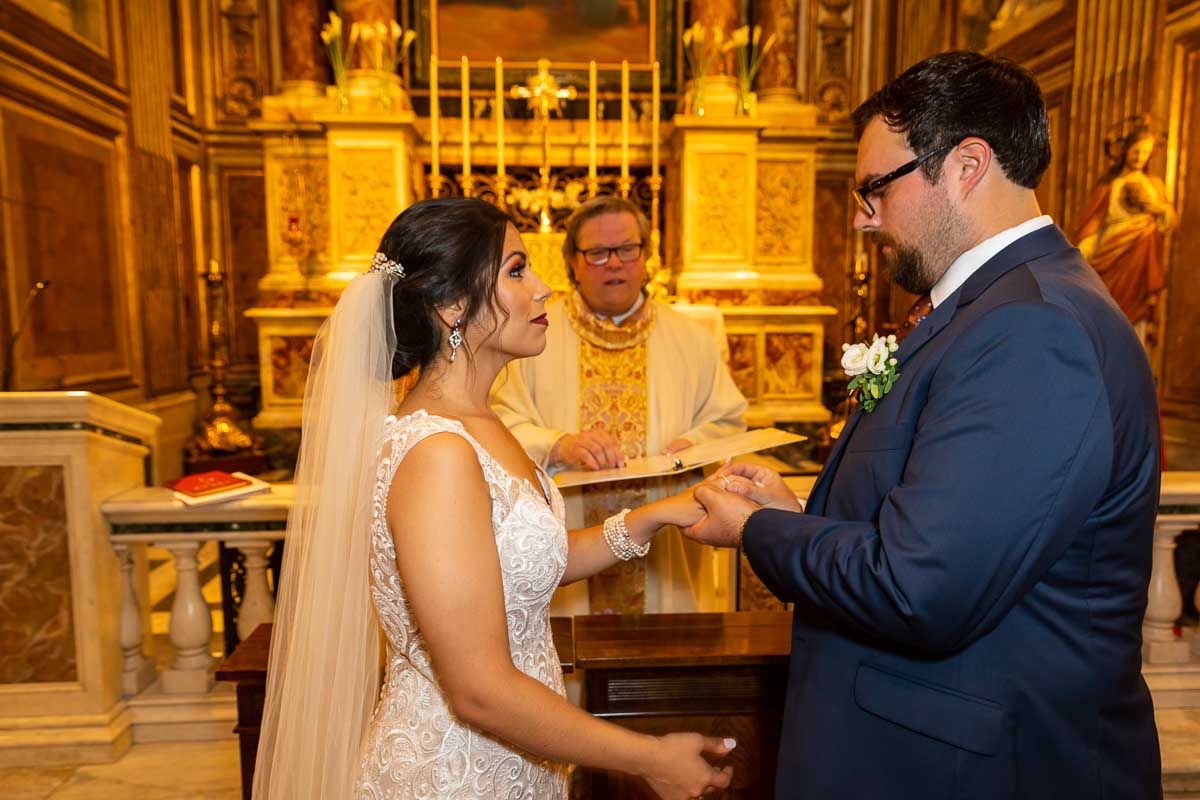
[511,58,577,231]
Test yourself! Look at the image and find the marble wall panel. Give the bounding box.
[177,158,203,375]
[814,171,854,359]
[0,465,76,683]
[727,332,758,400]
[763,332,815,398]
[222,169,269,369]
[270,335,315,400]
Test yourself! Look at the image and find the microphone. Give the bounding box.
[3,279,52,392]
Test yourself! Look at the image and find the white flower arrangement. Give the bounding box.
[842,333,900,413]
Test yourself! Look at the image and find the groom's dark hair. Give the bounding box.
[852,51,1051,189]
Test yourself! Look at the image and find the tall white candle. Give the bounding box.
[431,55,440,196]
[495,57,505,178]
[651,61,660,178]
[620,60,630,180]
[461,56,471,179]
[588,61,597,182]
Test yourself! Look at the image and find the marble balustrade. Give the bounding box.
[101,473,1200,732]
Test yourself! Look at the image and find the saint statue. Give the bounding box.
[1073,116,1177,335]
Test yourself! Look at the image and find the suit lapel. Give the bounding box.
[807,408,864,515]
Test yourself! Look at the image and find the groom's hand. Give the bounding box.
[710,462,805,513]
[681,484,760,548]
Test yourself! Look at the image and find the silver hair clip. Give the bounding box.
[369,252,405,279]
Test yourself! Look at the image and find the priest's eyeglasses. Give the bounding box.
[579,242,644,266]
[852,143,957,218]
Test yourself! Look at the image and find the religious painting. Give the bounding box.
[410,0,679,90]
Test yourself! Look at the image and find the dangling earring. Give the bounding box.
[449,319,463,362]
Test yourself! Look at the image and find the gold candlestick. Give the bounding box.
[588,60,598,199]
[430,55,440,198]
[461,56,473,197]
[619,60,630,198]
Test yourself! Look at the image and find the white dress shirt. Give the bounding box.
[930,215,1054,308]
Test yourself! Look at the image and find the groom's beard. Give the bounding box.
[874,188,968,296]
[876,235,936,295]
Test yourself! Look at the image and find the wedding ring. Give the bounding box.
[719,475,731,490]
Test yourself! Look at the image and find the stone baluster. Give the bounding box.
[235,540,277,640]
[1143,520,1192,664]
[157,540,215,693]
[113,543,157,696]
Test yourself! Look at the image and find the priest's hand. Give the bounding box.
[709,462,805,513]
[661,437,694,456]
[682,483,760,548]
[550,429,624,470]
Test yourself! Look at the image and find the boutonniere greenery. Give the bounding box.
[841,334,900,413]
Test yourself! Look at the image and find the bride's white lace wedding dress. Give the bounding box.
[355,410,570,799]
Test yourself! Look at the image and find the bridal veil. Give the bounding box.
[252,270,398,798]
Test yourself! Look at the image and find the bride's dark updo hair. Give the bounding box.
[375,197,513,379]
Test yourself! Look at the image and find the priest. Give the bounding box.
[491,196,747,615]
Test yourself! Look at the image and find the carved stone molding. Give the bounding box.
[218,0,265,121]
[813,0,854,120]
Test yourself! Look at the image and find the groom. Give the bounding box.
[685,51,1162,799]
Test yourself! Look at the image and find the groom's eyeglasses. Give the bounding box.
[852,143,957,218]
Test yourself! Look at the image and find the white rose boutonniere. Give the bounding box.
[842,334,900,413]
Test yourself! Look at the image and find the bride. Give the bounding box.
[252,197,734,799]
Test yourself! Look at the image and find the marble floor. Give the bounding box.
[3,707,1200,798]
[0,740,241,799]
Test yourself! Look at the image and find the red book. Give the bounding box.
[164,470,252,498]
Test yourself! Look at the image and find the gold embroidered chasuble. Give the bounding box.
[566,291,655,614]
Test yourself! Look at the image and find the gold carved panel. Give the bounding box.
[276,156,330,267]
[694,152,748,258]
[0,465,76,683]
[335,148,398,262]
[756,160,813,262]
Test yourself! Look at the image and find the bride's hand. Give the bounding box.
[648,487,706,530]
[642,733,734,800]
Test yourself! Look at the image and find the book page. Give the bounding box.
[552,428,805,488]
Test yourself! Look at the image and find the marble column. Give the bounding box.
[754,0,801,105]
[690,0,741,77]
[342,0,394,70]
[279,0,330,95]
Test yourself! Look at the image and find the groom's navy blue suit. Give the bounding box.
[744,225,1161,799]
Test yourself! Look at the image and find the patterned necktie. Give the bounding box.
[896,294,933,342]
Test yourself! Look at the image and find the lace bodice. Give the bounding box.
[355,410,569,799]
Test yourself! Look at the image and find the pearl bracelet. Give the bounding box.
[603,508,650,561]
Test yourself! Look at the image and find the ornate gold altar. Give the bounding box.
[247,26,833,430]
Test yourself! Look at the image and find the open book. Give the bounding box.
[553,427,805,488]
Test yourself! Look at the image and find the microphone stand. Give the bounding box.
[2,280,51,391]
